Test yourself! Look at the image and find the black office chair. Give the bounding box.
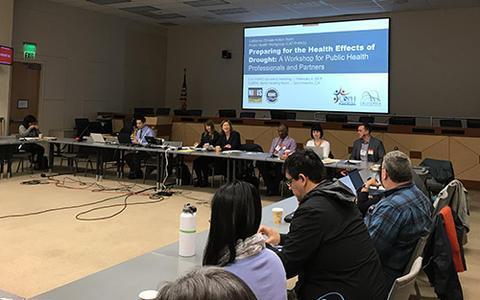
[156,108,171,116]
[187,109,202,116]
[389,116,416,126]
[133,107,155,117]
[239,111,255,119]
[466,119,480,128]
[270,111,296,120]
[286,112,296,120]
[359,116,375,123]
[89,121,104,134]
[326,114,347,123]
[420,158,455,196]
[99,119,113,134]
[74,118,90,137]
[439,119,462,128]
[219,109,236,118]
[173,109,189,116]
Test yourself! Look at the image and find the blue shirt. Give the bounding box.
[135,126,155,145]
[364,183,433,283]
[226,248,287,300]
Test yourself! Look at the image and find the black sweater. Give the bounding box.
[276,180,388,300]
[216,130,241,150]
[198,131,220,148]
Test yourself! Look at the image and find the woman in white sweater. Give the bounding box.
[305,123,330,159]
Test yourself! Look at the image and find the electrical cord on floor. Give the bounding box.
[0,186,156,221]
[75,187,162,221]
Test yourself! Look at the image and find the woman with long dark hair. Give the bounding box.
[193,120,220,187]
[18,115,46,170]
[203,181,286,300]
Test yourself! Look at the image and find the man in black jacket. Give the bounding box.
[350,123,385,163]
[260,150,388,300]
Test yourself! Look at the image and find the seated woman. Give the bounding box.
[193,120,220,187]
[155,266,257,300]
[203,181,287,300]
[213,120,241,180]
[305,123,330,159]
[215,119,241,151]
[18,114,46,170]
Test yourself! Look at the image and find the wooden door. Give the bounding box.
[9,62,41,134]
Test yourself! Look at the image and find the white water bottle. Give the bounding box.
[179,203,197,257]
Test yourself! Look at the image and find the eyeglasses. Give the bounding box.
[285,178,293,187]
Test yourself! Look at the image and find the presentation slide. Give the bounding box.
[242,19,389,113]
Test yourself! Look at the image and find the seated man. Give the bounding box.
[258,123,296,195]
[351,123,385,163]
[364,150,433,286]
[125,116,155,179]
[260,150,387,300]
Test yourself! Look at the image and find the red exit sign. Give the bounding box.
[0,46,13,65]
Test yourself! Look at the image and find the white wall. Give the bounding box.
[12,0,167,134]
[0,0,14,132]
[165,7,480,119]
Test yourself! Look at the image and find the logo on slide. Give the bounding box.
[333,88,355,106]
[266,88,279,103]
[248,87,263,103]
[360,91,381,106]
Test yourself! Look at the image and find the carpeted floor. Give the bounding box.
[0,174,479,299]
[0,174,276,298]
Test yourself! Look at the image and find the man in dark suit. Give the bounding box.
[350,123,385,163]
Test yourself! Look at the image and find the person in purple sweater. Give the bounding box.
[203,181,287,300]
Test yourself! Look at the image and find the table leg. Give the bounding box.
[48,143,54,172]
[226,157,230,183]
[95,149,101,181]
[156,152,162,190]
[232,159,236,181]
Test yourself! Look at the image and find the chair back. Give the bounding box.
[359,116,375,123]
[440,119,462,128]
[219,109,236,118]
[326,114,347,123]
[387,257,423,300]
[403,235,428,274]
[240,111,255,118]
[389,116,416,126]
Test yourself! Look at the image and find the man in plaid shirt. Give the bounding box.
[363,151,433,286]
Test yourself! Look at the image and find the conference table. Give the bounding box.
[0,137,376,188]
[28,195,295,300]
[28,165,377,300]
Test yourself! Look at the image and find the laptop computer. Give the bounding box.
[90,133,106,143]
[338,169,365,196]
[305,146,325,159]
[163,141,182,148]
[145,136,163,146]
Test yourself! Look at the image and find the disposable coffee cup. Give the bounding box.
[272,207,284,225]
[38,133,43,139]
[138,290,158,300]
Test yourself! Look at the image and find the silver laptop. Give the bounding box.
[305,146,325,159]
[164,141,183,148]
[90,133,106,143]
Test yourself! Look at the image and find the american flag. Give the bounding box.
[179,68,187,110]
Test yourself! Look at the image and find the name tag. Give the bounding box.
[368,149,374,155]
